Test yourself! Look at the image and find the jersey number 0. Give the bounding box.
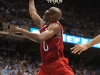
[43,41,49,51]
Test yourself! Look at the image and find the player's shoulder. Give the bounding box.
[48,22,61,30]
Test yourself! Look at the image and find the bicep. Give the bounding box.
[30,11,43,28]
[39,24,60,42]
[39,30,56,42]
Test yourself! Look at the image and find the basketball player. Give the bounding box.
[9,0,74,75]
[71,34,100,55]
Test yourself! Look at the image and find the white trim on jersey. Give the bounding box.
[56,38,74,75]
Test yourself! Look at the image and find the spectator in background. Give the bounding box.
[0,0,100,38]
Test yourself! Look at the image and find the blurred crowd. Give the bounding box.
[0,49,100,75]
[0,0,100,74]
[0,0,100,38]
[0,50,41,75]
[70,59,100,75]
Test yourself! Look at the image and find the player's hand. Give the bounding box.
[70,44,89,55]
[8,26,22,34]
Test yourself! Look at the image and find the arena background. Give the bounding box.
[0,0,100,75]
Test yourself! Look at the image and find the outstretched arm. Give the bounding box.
[29,0,44,28]
[71,34,100,54]
[9,24,60,43]
[86,34,100,47]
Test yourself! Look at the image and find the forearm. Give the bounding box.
[86,34,100,48]
[20,29,40,43]
[29,0,37,13]
[29,0,42,27]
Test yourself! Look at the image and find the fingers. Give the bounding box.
[8,29,13,35]
[8,26,16,34]
[70,45,79,50]
[70,45,83,54]
[78,50,82,55]
[72,46,82,54]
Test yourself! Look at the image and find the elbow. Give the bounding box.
[29,8,31,13]
[36,37,44,43]
[29,8,37,14]
[29,10,32,15]
[36,39,43,43]
[29,9,33,15]
[35,35,45,43]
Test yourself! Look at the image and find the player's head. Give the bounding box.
[43,7,62,23]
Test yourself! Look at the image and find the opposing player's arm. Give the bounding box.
[86,34,100,47]
[19,24,60,43]
[70,34,100,54]
[29,0,44,28]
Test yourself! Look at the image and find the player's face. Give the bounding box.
[43,9,52,22]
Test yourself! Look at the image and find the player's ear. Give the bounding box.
[51,15,54,19]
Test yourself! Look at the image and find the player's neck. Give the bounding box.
[45,20,57,25]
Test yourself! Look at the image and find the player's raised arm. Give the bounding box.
[29,0,44,28]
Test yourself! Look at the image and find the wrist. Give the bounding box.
[18,28,23,33]
[86,43,90,49]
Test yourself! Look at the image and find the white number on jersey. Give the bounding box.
[43,41,49,51]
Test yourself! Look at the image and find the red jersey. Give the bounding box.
[40,21,65,64]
